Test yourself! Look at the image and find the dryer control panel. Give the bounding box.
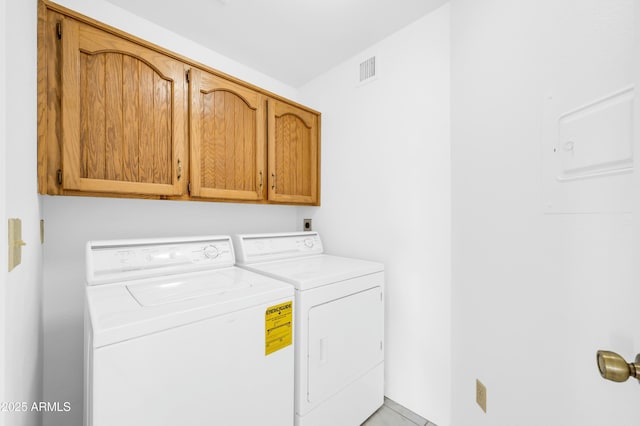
[86,236,235,285]
[234,232,323,264]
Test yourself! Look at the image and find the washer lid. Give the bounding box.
[86,267,294,348]
[126,269,253,306]
[240,254,384,291]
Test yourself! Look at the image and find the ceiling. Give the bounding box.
[104,0,448,87]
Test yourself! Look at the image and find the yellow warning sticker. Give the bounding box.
[265,301,293,355]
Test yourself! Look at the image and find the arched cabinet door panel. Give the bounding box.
[267,99,320,205]
[189,68,266,201]
[60,17,186,196]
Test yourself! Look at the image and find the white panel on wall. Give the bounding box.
[542,88,634,213]
[558,88,633,180]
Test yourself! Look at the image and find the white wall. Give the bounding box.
[38,2,302,426]
[0,0,7,424]
[298,5,451,425]
[451,0,637,425]
[4,0,44,425]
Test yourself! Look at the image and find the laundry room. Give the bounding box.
[2,0,639,426]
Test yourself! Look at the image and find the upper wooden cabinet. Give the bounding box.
[189,68,266,201]
[38,1,320,205]
[268,99,320,205]
[59,17,187,196]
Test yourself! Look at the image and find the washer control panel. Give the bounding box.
[87,236,235,285]
[234,232,323,264]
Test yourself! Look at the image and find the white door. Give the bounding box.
[556,1,640,423]
[451,1,640,424]
[593,0,640,416]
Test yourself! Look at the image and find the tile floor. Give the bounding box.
[362,398,437,426]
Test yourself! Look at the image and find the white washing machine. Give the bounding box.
[84,235,295,426]
[233,232,384,426]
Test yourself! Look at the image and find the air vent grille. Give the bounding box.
[359,56,376,83]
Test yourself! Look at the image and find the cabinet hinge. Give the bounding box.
[56,169,62,185]
[187,182,191,195]
[56,22,62,40]
[185,69,190,83]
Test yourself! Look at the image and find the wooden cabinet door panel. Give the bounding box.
[268,100,319,205]
[61,17,186,196]
[189,68,265,200]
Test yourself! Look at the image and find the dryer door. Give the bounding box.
[307,286,383,403]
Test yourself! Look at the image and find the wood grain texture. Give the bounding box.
[153,71,171,184]
[37,0,49,193]
[105,53,123,181]
[77,51,174,185]
[268,98,319,205]
[212,89,226,189]
[138,60,153,184]
[40,8,65,194]
[59,17,185,195]
[60,16,81,189]
[244,103,256,191]
[122,55,139,182]
[189,68,265,200]
[85,52,106,180]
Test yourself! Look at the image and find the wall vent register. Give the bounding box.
[359,56,377,83]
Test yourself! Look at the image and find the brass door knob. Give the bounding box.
[596,350,640,383]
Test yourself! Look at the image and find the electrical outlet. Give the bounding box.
[303,218,312,231]
[476,379,487,413]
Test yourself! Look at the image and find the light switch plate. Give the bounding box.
[8,218,26,272]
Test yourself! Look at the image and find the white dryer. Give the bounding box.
[233,232,384,426]
[84,235,294,426]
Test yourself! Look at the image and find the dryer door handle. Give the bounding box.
[319,337,328,364]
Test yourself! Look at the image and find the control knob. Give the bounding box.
[203,244,220,259]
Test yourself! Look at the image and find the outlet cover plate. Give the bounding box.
[476,379,487,413]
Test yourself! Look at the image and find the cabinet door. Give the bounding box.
[189,69,266,200]
[267,100,320,205]
[60,18,186,196]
